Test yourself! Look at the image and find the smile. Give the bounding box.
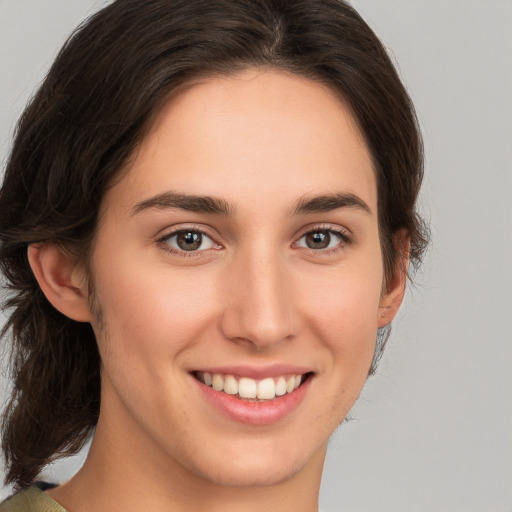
[193,371,310,401]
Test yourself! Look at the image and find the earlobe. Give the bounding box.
[377,232,410,328]
[27,243,92,322]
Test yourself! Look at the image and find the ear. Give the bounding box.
[377,231,410,328]
[27,243,92,322]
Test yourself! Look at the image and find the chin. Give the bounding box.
[193,458,308,488]
[181,438,326,489]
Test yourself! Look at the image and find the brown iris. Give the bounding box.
[305,231,331,249]
[176,231,203,251]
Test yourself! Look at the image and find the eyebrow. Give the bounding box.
[293,192,372,216]
[131,191,371,217]
[132,191,234,216]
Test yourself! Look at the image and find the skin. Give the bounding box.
[29,69,406,512]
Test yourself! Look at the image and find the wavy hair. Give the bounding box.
[0,0,428,488]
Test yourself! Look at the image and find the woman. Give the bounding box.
[0,0,428,510]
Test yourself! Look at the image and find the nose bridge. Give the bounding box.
[219,240,296,348]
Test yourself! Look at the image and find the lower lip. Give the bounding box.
[194,375,312,425]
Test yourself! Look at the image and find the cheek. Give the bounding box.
[300,260,383,359]
[91,259,219,365]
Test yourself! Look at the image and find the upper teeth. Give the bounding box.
[199,372,303,400]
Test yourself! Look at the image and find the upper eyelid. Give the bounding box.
[292,226,353,253]
[157,225,219,250]
[158,224,218,241]
[157,228,220,257]
[294,223,352,240]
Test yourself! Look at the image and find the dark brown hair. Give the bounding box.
[0,0,428,489]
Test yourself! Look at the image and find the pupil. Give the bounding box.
[306,231,330,249]
[177,231,202,251]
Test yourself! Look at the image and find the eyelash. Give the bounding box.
[293,225,352,255]
[157,226,218,258]
[157,225,352,257]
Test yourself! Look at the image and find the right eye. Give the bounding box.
[160,229,218,253]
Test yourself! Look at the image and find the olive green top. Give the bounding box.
[0,486,66,512]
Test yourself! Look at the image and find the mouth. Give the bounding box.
[192,371,313,401]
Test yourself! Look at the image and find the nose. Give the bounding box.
[219,246,298,349]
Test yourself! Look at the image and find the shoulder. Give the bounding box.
[0,484,67,512]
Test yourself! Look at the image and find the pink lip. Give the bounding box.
[191,370,313,425]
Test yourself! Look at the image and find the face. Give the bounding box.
[86,69,395,488]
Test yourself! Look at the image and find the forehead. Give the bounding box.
[104,69,377,216]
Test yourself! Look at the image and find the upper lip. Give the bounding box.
[190,364,314,380]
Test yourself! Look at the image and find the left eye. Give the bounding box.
[163,230,216,252]
[296,229,345,250]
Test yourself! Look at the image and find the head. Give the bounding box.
[0,0,428,490]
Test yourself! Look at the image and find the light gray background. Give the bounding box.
[1,1,511,511]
